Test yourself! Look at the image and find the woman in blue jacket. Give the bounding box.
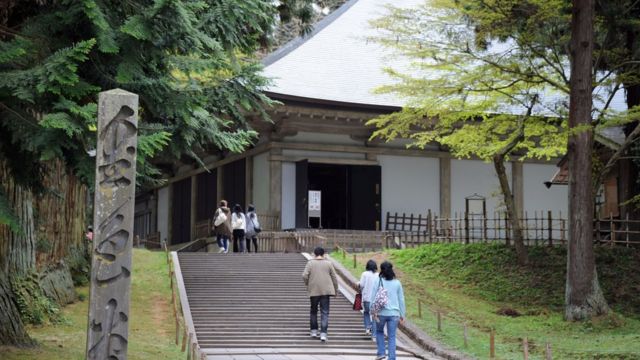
[370,261,405,360]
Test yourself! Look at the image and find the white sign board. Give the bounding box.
[308,190,321,217]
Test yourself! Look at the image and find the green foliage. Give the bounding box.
[11,273,61,325]
[368,1,574,163]
[367,0,640,163]
[0,0,313,193]
[64,244,90,286]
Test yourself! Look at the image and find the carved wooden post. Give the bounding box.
[86,89,139,360]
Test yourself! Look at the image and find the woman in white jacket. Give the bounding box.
[359,260,378,339]
[231,204,246,253]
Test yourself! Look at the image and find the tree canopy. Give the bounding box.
[0,0,317,193]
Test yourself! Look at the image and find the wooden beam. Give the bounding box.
[270,155,378,166]
[190,175,197,241]
[245,155,253,207]
[160,142,271,187]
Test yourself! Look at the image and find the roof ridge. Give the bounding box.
[262,0,361,66]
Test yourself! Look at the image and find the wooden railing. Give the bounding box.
[193,212,281,242]
[595,214,640,246]
[386,211,567,246]
[194,220,210,240]
[387,211,640,247]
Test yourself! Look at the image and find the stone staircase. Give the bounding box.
[177,253,426,359]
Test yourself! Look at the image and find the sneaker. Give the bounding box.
[365,329,371,336]
[320,333,327,342]
[223,248,229,254]
[310,330,318,338]
[218,248,225,253]
[375,356,386,360]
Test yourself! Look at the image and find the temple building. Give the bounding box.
[134,0,612,245]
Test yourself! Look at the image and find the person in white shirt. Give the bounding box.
[231,204,246,253]
[359,260,378,338]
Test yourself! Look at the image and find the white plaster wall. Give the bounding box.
[451,159,511,216]
[285,132,363,145]
[378,155,440,229]
[157,186,170,243]
[281,162,296,229]
[252,152,270,212]
[523,163,568,216]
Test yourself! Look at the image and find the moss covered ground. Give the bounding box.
[1,249,182,360]
[334,244,640,359]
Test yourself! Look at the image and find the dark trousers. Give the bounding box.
[232,229,245,253]
[310,295,330,334]
[245,236,258,252]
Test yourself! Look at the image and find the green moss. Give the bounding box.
[11,272,61,325]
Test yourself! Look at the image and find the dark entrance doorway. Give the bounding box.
[295,162,381,230]
[172,178,191,244]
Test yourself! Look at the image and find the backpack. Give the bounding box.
[370,278,389,317]
[213,209,227,227]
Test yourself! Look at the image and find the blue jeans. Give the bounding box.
[376,315,399,360]
[216,234,228,250]
[310,295,330,334]
[363,301,372,332]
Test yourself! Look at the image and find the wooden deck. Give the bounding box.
[176,253,434,359]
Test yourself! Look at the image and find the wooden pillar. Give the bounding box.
[87,89,139,359]
[440,157,451,218]
[167,184,173,245]
[269,148,282,214]
[190,175,197,241]
[216,165,223,204]
[149,192,157,234]
[245,155,253,207]
[512,161,524,217]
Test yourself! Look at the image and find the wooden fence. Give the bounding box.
[386,210,567,246]
[386,211,640,247]
[595,214,640,247]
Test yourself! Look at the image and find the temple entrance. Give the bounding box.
[295,162,381,230]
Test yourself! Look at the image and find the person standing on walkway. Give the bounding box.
[231,204,246,253]
[370,261,405,360]
[359,259,378,339]
[244,204,260,253]
[212,200,231,253]
[302,247,338,342]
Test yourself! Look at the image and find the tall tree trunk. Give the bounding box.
[493,156,528,265]
[565,0,609,321]
[0,162,36,345]
[0,269,32,346]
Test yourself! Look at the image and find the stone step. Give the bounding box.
[177,253,423,359]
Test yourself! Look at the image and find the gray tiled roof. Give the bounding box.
[263,0,420,107]
[263,0,628,115]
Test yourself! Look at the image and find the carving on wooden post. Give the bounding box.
[86,89,138,360]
